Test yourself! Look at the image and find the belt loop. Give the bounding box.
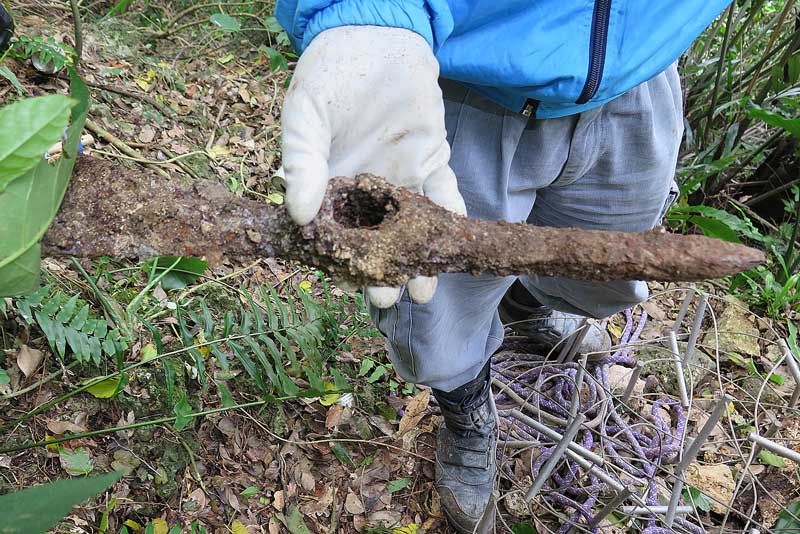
[521,99,539,118]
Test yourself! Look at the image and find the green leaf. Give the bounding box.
[511,525,537,534]
[0,368,10,385]
[330,443,355,467]
[773,501,800,532]
[173,395,192,431]
[0,94,73,191]
[84,375,122,398]
[260,46,288,72]
[683,486,713,513]
[217,381,235,408]
[239,486,259,498]
[387,478,411,493]
[58,446,94,476]
[759,449,787,468]
[668,204,764,243]
[143,256,208,290]
[283,506,312,534]
[358,358,375,377]
[0,73,89,296]
[0,66,27,95]
[0,471,121,534]
[748,103,800,138]
[690,215,741,243]
[107,0,134,16]
[769,372,786,386]
[209,13,241,32]
[262,16,283,33]
[368,365,387,384]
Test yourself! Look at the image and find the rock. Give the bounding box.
[636,343,715,398]
[702,296,760,357]
[685,463,735,514]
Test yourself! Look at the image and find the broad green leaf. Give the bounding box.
[358,358,375,377]
[231,521,248,534]
[773,501,800,532]
[58,446,94,476]
[683,486,713,513]
[0,94,72,191]
[260,47,288,72]
[759,449,787,468]
[143,256,208,290]
[668,204,764,243]
[0,368,10,385]
[368,365,387,383]
[173,395,192,431]
[139,343,158,362]
[149,518,169,534]
[210,13,241,32]
[769,372,786,385]
[283,506,312,534]
[387,478,411,493]
[0,471,121,534]
[319,381,340,406]
[511,525,537,534]
[240,486,259,498]
[0,66,26,95]
[748,103,800,138]
[331,442,355,467]
[0,73,89,296]
[84,375,122,398]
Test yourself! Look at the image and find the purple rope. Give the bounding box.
[492,309,701,533]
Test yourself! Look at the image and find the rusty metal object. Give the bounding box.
[43,156,765,285]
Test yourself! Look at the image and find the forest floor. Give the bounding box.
[1,4,800,534]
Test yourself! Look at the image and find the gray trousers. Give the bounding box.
[369,64,684,391]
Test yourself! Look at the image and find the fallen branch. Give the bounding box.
[43,156,765,286]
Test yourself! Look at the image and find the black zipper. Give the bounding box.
[576,0,612,104]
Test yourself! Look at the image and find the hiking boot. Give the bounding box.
[498,280,611,355]
[0,3,13,53]
[433,362,497,533]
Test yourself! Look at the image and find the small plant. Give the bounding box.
[8,34,75,72]
[13,285,129,366]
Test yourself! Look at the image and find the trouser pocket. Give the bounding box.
[659,180,680,225]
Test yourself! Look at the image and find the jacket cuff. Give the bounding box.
[303,1,436,51]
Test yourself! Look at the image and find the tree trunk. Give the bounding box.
[42,156,764,286]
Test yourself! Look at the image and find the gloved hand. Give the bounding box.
[280,25,466,309]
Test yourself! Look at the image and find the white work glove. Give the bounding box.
[281,25,466,308]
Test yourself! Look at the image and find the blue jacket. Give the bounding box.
[276,1,731,119]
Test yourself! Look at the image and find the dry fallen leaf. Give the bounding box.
[138,125,156,144]
[186,487,207,510]
[17,344,44,377]
[273,489,285,511]
[345,490,365,515]
[397,389,430,436]
[641,300,667,321]
[325,404,344,430]
[46,419,87,435]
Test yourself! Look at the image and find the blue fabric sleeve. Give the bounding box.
[276,0,454,53]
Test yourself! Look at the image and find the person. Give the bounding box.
[275,2,731,531]
[0,2,13,54]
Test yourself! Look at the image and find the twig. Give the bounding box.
[84,119,170,178]
[68,0,83,67]
[0,361,80,400]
